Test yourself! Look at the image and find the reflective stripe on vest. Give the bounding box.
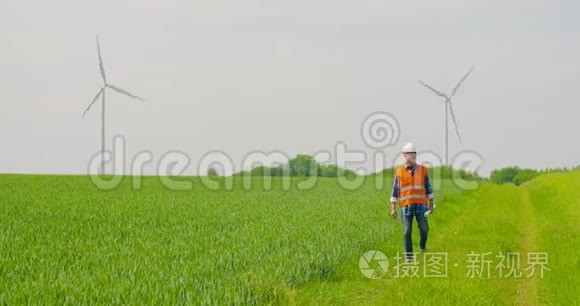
[400,194,428,202]
[400,185,425,192]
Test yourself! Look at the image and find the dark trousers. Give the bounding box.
[400,207,429,258]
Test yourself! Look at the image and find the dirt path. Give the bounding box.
[514,187,539,305]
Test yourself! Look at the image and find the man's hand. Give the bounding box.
[428,201,434,214]
[390,202,397,219]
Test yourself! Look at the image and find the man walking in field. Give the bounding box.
[390,143,435,262]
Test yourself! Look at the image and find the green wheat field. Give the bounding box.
[1,171,578,304]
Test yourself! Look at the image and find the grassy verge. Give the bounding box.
[295,171,580,305]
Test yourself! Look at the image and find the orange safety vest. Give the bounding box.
[395,164,429,207]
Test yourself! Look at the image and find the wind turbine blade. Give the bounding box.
[82,88,104,118]
[96,35,107,84]
[107,84,144,101]
[448,102,462,143]
[418,81,448,99]
[450,66,474,99]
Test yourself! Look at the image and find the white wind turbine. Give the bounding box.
[82,36,144,174]
[418,67,473,165]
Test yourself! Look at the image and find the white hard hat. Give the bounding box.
[402,142,417,153]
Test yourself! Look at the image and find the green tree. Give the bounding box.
[207,167,219,177]
[513,169,539,185]
[490,166,521,184]
[289,155,318,176]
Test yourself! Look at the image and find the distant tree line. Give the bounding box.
[377,166,482,181]
[232,154,357,177]
[489,166,578,186]
[233,156,484,180]
[222,153,579,186]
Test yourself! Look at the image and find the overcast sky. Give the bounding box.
[1,0,578,176]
